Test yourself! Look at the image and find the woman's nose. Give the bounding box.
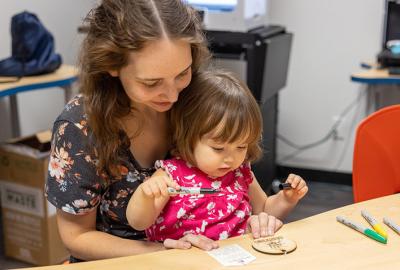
[164,83,179,103]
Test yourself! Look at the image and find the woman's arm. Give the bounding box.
[57,209,165,261]
[58,208,218,259]
[126,169,179,230]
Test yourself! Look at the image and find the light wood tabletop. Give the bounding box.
[351,68,400,84]
[0,64,78,137]
[16,194,400,270]
[0,65,78,97]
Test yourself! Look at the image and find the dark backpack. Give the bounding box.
[0,11,62,79]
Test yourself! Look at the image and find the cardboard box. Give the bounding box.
[0,130,69,265]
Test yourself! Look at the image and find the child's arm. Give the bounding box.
[126,169,180,231]
[249,173,308,219]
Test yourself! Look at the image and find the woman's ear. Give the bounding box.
[108,70,119,77]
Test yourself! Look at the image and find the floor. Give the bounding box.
[0,181,354,269]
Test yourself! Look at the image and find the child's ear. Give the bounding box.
[108,70,118,77]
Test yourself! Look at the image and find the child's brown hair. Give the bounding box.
[170,70,263,166]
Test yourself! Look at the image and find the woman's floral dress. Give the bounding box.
[145,157,253,241]
[45,95,152,239]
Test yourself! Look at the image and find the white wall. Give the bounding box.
[0,0,96,140]
[268,0,385,173]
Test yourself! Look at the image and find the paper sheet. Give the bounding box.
[207,244,256,266]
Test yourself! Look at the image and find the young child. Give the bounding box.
[126,70,308,242]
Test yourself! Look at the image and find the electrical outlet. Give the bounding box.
[332,115,346,141]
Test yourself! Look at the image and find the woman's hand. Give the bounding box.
[163,234,219,251]
[281,174,308,203]
[247,212,283,239]
[140,173,180,198]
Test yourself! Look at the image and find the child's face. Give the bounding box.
[193,134,248,178]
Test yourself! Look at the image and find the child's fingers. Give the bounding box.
[296,179,307,191]
[247,215,261,238]
[275,219,283,232]
[165,177,180,190]
[297,185,309,198]
[156,178,170,197]
[141,183,153,197]
[286,174,302,188]
[266,215,277,236]
[258,212,269,237]
[149,181,162,197]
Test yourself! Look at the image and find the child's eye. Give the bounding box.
[211,146,224,151]
[238,146,248,150]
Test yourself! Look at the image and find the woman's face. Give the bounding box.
[113,38,193,113]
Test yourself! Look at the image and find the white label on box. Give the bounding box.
[0,180,44,217]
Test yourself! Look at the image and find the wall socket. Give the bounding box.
[332,115,346,141]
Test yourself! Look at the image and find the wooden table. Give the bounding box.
[0,65,78,137]
[351,67,400,114]
[18,194,400,270]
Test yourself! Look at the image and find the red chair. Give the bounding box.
[352,105,400,203]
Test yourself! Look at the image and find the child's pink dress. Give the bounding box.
[145,157,253,241]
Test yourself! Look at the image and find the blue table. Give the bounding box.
[351,66,400,114]
[0,65,78,137]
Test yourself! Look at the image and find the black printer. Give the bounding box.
[377,0,400,74]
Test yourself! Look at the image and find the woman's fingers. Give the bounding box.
[163,238,191,249]
[181,234,219,250]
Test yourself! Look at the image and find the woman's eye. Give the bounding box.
[177,70,189,79]
[143,81,159,88]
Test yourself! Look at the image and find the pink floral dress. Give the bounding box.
[145,158,253,241]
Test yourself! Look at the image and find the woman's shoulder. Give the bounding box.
[55,94,87,125]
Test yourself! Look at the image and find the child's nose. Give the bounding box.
[223,155,234,164]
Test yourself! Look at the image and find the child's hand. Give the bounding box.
[282,174,308,203]
[246,212,283,238]
[140,173,180,198]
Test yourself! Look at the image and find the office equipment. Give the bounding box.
[0,65,78,137]
[377,0,400,70]
[361,210,388,239]
[14,194,400,270]
[206,26,292,191]
[352,105,400,203]
[336,216,387,244]
[187,0,268,32]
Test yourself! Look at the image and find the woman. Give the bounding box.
[46,0,280,262]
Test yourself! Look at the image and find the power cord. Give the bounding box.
[277,90,366,163]
[333,91,364,170]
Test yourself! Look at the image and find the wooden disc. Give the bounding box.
[252,236,297,255]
